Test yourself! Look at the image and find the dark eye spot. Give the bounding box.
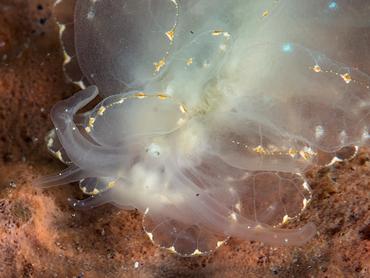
[39,18,47,25]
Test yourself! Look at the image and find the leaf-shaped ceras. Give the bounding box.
[39,0,370,256]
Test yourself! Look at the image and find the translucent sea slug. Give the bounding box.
[39,0,370,256]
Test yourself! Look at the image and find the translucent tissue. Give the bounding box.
[40,0,370,256]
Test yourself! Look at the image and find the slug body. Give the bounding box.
[41,0,370,255]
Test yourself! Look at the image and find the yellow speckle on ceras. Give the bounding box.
[88,117,96,127]
[341,73,352,84]
[85,117,96,133]
[154,59,166,72]
[253,145,268,155]
[135,92,146,99]
[97,106,106,116]
[212,30,224,36]
[157,94,169,100]
[313,65,322,73]
[166,29,175,42]
[262,10,270,17]
[288,148,299,158]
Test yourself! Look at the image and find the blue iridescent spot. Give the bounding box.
[328,1,337,10]
[282,43,293,53]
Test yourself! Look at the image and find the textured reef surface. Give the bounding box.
[0,0,369,277]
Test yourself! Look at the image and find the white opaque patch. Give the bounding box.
[146,143,162,158]
[339,130,348,145]
[315,125,325,140]
[362,127,370,141]
[40,0,370,256]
